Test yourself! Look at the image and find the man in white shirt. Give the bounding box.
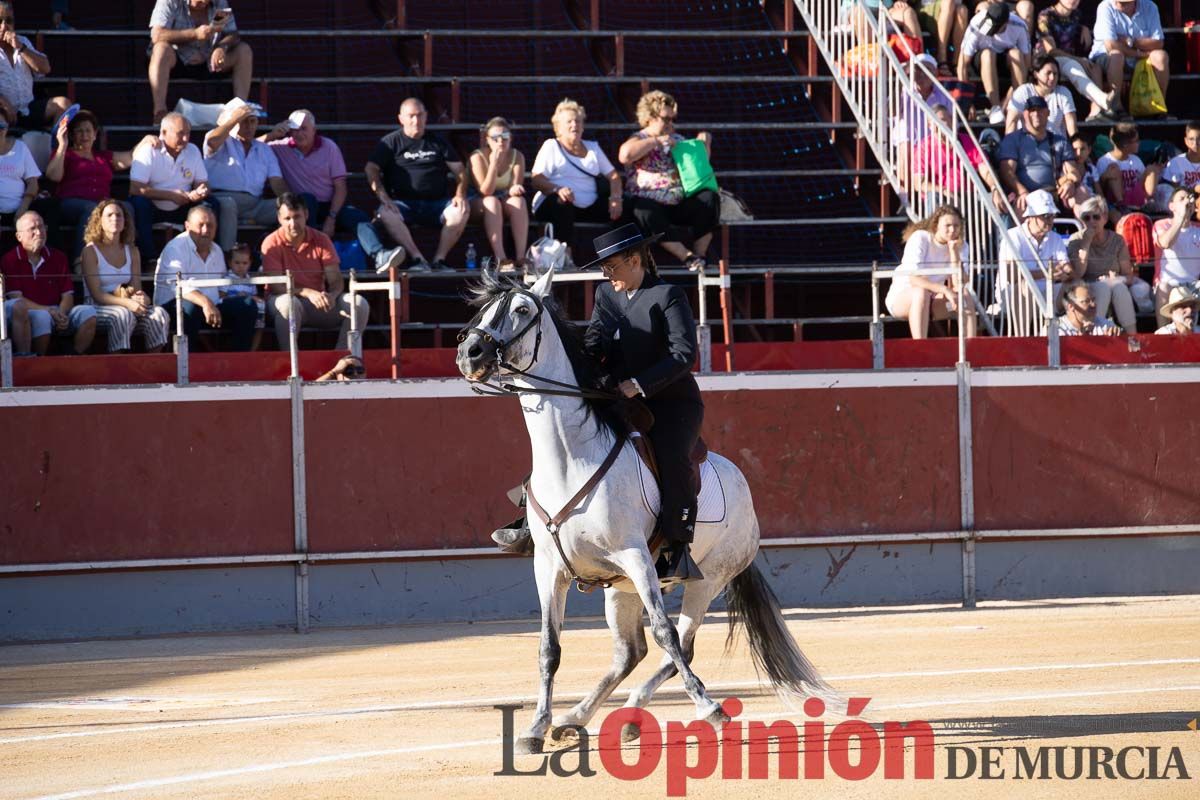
[0,2,70,127]
[1152,187,1200,324]
[997,188,1072,334]
[1155,286,1200,335]
[204,98,288,252]
[153,205,257,350]
[958,2,1030,125]
[1054,281,1121,336]
[130,112,210,258]
[1160,123,1200,198]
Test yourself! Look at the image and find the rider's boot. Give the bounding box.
[491,516,535,555]
[656,542,704,585]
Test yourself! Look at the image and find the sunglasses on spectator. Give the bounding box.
[659,114,678,122]
[343,362,365,378]
[488,132,512,141]
[1080,213,1103,222]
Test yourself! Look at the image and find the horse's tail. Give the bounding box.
[724,561,835,699]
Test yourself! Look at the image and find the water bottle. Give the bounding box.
[466,243,478,270]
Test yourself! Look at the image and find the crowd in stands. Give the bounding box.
[1,1,724,359]
[885,0,1200,340]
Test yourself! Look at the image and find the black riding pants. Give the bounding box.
[645,396,705,544]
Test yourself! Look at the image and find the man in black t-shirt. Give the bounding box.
[362,98,469,272]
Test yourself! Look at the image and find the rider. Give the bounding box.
[492,223,705,584]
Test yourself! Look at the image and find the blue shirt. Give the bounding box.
[203,136,281,196]
[1089,0,1164,59]
[996,129,1075,193]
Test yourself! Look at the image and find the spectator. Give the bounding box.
[1089,0,1168,118]
[0,211,95,355]
[1153,188,1200,324]
[1069,132,1100,195]
[260,109,370,240]
[219,242,263,351]
[1005,54,1076,138]
[1160,122,1200,198]
[128,112,210,258]
[361,98,467,273]
[997,188,1073,325]
[35,111,149,264]
[80,199,170,353]
[51,1,72,31]
[958,2,1030,125]
[1155,287,1200,335]
[845,1,923,43]
[1066,195,1150,334]
[1035,0,1117,121]
[618,91,718,272]
[885,204,977,339]
[468,116,528,271]
[892,54,955,195]
[148,0,252,124]
[1098,122,1160,216]
[975,1,1034,35]
[0,2,69,128]
[996,94,1075,214]
[0,115,39,234]
[911,103,1001,207]
[530,99,623,258]
[153,204,257,350]
[1054,281,1121,335]
[921,0,970,73]
[315,353,365,382]
[261,193,368,351]
[1,294,29,353]
[203,98,287,252]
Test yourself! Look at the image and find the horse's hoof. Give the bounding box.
[549,723,579,742]
[704,706,731,726]
[620,722,640,743]
[514,736,544,755]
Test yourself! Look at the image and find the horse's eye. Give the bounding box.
[514,305,529,316]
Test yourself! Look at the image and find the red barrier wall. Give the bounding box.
[972,382,1200,530]
[0,399,294,564]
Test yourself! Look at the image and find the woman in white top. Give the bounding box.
[80,199,170,352]
[886,205,976,339]
[0,118,39,227]
[530,99,623,258]
[1005,55,1077,139]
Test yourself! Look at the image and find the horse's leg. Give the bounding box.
[551,588,647,734]
[517,550,570,755]
[616,552,725,724]
[619,575,726,741]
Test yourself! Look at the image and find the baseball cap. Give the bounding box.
[912,53,937,70]
[1023,189,1058,218]
[223,97,265,117]
[286,110,311,130]
[1023,95,1049,111]
[979,2,1011,36]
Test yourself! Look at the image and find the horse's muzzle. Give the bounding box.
[456,332,498,381]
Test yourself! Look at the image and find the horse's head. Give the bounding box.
[457,266,556,382]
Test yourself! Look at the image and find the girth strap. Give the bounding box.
[525,431,627,592]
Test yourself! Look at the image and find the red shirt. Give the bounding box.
[260,227,339,292]
[0,245,73,307]
[55,149,115,202]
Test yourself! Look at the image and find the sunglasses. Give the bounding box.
[1080,213,1103,222]
[343,363,365,378]
[488,132,512,141]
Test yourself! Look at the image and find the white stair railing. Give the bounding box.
[793,0,1059,353]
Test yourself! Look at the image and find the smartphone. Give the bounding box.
[215,7,232,22]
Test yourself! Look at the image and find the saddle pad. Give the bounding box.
[637,455,727,524]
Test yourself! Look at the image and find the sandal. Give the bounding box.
[684,254,707,272]
[498,259,517,273]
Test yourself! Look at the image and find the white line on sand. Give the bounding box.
[18,683,1200,800]
[3,657,1197,745]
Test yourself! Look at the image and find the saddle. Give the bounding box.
[615,398,708,491]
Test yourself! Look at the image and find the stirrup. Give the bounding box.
[656,544,704,585]
[491,526,534,555]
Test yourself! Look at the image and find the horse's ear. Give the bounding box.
[530,264,555,298]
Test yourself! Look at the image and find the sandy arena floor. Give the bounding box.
[1,595,1198,799]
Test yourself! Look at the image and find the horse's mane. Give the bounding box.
[466,272,620,439]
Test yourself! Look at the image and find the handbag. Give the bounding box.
[525,223,570,276]
[718,189,753,222]
[670,139,719,197]
[556,141,609,202]
[1128,58,1167,117]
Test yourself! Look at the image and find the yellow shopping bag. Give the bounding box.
[1128,57,1167,117]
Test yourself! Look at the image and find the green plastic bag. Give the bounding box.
[671,139,719,197]
[1128,57,1167,117]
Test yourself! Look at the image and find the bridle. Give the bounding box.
[458,288,616,401]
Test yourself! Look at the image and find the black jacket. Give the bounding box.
[584,274,700,402]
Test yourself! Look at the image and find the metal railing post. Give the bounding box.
[173,279,188,386]
[870,262,884,370]
[0,274,10,388]
[347,272,363,361]
[390,265,402,379]
[286,272,299,380]
[957,359,976,608]
[718,257,734,372]
[696,267,711,374]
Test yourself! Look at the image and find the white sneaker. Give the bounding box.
[374,246,406,274]
[987,105,1005,125]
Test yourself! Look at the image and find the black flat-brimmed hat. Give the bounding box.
[579,223,662,271]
